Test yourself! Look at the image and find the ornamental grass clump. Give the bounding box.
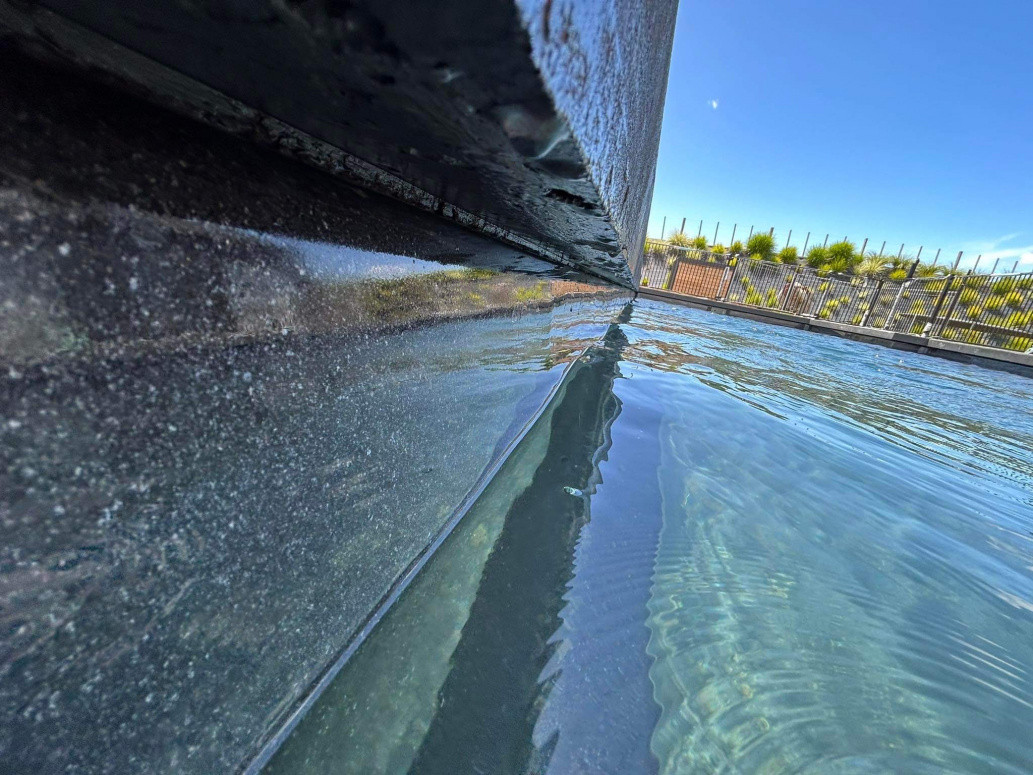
[806,245,829,268]
[746,233,776,261]
[777,245,799,264]
[729,240,744,254]
[668,231,692,247]
[692,235,708,249]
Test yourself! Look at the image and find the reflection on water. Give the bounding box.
[0,181,631,773]
[632,301,1033,774]
[266,298,1033,775]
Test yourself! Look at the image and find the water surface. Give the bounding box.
[268,299,1033,774]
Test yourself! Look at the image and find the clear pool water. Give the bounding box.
[266,299,1033,774]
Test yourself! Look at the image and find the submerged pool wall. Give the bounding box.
[0,1,677,772]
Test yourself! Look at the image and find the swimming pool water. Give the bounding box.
[266,299,1033,774]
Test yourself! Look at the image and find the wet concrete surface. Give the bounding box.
[0,48,634,772]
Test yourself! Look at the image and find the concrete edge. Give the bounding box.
[639,287,1033,377]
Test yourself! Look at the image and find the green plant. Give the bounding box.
[692,235,708,249]
[1006,336,1032,351]
[745,288,764,306]
[806,245,830,268]
[729,257,738,267]
[985,296,1005,313]
[1006,311,1032,328]
[856,254,889,277]
[959,288,978,304]
[669,231,692,247]
[765,289,779,306]
[852,314,864,325]
[640,277,649,287]
[992,278,1018,295]
[914,262,943,277]
[777,245,799,264]
[746,232,776,261]
[818,282,830,292]
[711,243,726,255]
[888,269,908,281]
[729,240,744,254]
[1005,291,1024,308]
[966,304,983,319]
[1017,278,1033,290]
[827,240,859,270]
[749,253,764,262]
[825,256,851,273]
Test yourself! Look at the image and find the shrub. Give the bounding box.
[856,254,889,277]
[711,243,726,255]
[729,240,744,254]
[746,233,776,261]
[1006,311,1032,328]
[766,289,779,307]
[745,288,764,306]
[749,253,764,261]
[1007,336,1032,351]
[992,278,1018,295]
[959,288,978,304]
[914,262,943,278]
[692,235,708,249]
[729,257,738,267]
[818,282,829,292]
[825,256,851,274]
[985,296,1005,313]
[669,231,692,247]
[966,305,983,319]
[1017,278,1033,290]
[852,314,864,325]
[777,245,799,264]
[1005,291,1024,308]
[806,245,830,268]
[888,269,907,281]
[827,241,859,270]
[640,277,649,287]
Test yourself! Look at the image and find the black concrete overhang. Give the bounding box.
[0,0,678,288]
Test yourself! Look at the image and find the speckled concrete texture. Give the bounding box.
[0,0,677,286]
[0,47,633,773]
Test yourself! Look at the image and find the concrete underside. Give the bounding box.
[641,288,1033,376]
[0,0,677,286]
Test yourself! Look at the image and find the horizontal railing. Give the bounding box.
[639,247,1033,354]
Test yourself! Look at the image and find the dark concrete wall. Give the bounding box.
[0,0,677,286]
[0,51,633,773]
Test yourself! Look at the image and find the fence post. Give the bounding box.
[884,280,909,330]
[680,217,686,234]
[991,257,1000,274]
[878,240,886,256]
[660,216,666,240]
[802,232,810,255]
[663,253,680,291]
[786,229,792,248]
[952,251,963,271]
[748,225,754,240]
[861,278,884,327]
[713,221,720,245]
[718,256,743,301]
[729,224,737,246]
[972,255,982,273]
[932,248,940,266]
[923,278,954,336]
[823,234,829,248]
[697,220,703,238]
[860,237,869,257]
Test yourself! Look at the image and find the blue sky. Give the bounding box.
[647,0,1033,270]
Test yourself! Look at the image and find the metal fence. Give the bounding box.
[640,241,1033,353]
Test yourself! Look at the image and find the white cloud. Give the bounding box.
[709,99,719,110]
